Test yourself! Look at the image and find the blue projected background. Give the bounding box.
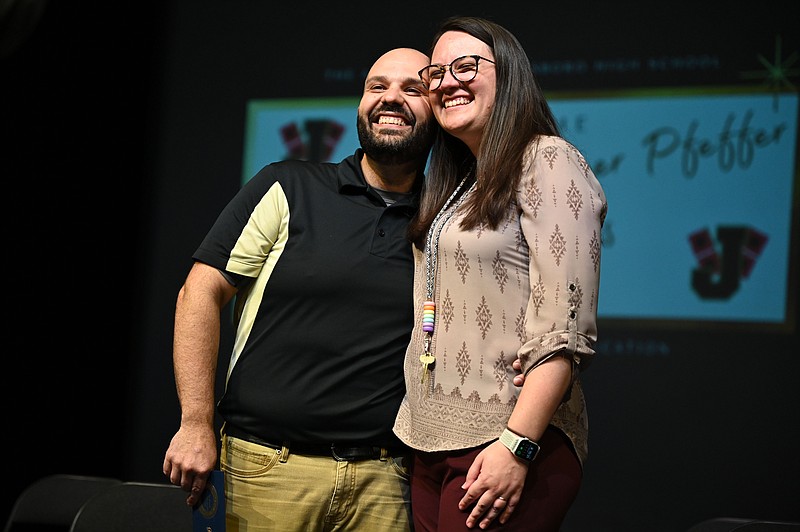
[242,90,799,327]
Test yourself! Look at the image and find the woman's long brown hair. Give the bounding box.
[408,16,561,248]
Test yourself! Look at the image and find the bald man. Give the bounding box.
[163,48,437,531]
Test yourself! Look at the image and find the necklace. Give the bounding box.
[420,167,476,383]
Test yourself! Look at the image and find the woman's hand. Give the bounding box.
[458,441,529,529]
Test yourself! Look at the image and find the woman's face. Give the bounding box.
[427,31,496,155]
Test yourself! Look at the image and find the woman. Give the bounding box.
[393,16,607,531]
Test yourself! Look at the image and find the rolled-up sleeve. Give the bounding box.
[516,136,608,375]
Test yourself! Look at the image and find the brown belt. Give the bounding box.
[225,424,407,461]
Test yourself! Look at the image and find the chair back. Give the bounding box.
[4,474,122,532]
[3,474,122,532]
[68,482,192,532]
[687,517,800,531]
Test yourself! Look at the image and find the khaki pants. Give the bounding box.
[221,434,413,531]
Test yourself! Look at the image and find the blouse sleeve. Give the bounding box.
[516,136,608,374]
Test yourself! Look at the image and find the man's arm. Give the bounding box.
[163,261,237,506]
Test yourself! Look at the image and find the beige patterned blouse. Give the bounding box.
[393,136,607,467]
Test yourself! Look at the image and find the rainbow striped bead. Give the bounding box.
[422,300,435,333]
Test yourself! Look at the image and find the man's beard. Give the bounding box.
[356,111,436,166]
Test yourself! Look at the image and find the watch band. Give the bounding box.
[499,428,541,462]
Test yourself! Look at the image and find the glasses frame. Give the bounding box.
[418,55,495,91]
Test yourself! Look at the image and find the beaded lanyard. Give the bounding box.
[420,169,476,383]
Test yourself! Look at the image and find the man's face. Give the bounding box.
[356,48,437,165]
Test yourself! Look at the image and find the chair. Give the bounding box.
[68,482,192,532]
[4,474,122,532]
[687,517,800,531]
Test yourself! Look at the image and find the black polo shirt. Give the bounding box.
[194,149,420,446]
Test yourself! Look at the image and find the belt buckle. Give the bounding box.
[331,445,348,461]
[330,445,378,461]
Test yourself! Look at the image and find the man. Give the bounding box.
[162,48,437,531]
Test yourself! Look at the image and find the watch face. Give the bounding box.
[515,439,540,461]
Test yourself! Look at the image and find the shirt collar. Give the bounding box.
[337,148,423,205]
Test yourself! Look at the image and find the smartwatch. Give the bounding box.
[499,428,540,462]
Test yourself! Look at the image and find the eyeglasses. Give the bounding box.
[418,55,495,91]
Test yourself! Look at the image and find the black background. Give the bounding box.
[2,1,799,530]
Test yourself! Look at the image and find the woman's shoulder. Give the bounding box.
[518,136,607,223]
[527,135,585,156]
[523,135,590,170]
[522,135,605,195]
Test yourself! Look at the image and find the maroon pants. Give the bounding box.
[410,426,582,531]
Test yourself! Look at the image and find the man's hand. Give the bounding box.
[513,358,525,387]
[162,423,218,507]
